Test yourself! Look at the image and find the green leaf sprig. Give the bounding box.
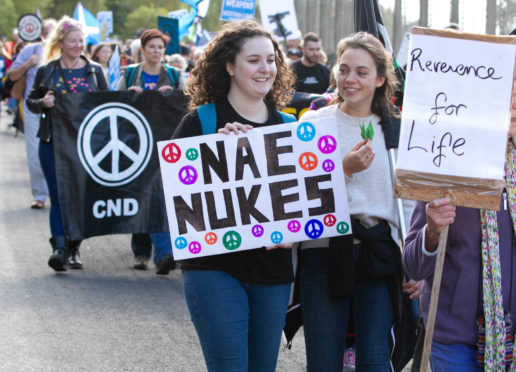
[359,120,375,141]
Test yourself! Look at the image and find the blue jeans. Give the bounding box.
[299,247,394,372]
[131,232,172,265]
[430,341,482,371]
[182,270,291,372]
[39,141,65,246]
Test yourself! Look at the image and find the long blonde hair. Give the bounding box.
[44,16,84,62]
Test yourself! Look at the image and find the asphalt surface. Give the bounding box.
[0,105,308,371]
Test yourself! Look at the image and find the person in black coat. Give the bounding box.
[27,16,108,272]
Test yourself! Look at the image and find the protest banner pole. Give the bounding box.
[419,225,449,371]
[388,148,406,244]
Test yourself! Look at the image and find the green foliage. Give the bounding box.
[201,0,224,32]
[124,5,170,38]
[0,0,18,37]
[43,0,105,21]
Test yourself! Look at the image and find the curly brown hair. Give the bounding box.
[185,20,294,110]
[332,32,399,120]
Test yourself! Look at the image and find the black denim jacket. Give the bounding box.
[26,55,108,142]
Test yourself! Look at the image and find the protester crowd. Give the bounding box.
[1,11,516,372]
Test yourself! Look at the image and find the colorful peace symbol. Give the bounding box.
[318,135,337,154]
[205,232,217,245]
[287,220,301,233]
[305,219,324,239]
[189,241,202,254]
[337,221,350,234]
[162,143,181,163]
[178,165,198,185]
[270,231,283,244]
[175,237,187,249]
[297,122,316,142]
[251,224,264,237]
[322,159,335,172]
[223,231,242,251]
[299,152,318,171]
[323,214,337,227]
[186,148,199,161]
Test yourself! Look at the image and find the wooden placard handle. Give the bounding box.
[419,225,449,371]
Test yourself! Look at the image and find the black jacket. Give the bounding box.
[26,55,108,142]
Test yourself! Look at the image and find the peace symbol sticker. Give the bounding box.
[189,241,202,254]
[223,231,242,251]
[337,221,350,234]
[297,122,316,142]
[318,135,337,154]
[186,148,199,161]
[270,231,283,244]
[305,219,324,239]
[299,152,318,171]
[322,159,335,172]
[175,237,187,249]
[162,143,181,163]
[323,214,337,227]
[251,224,264,237]
[77,102,153,187]
[205,232,217,245]
[287,220,301,233]
[178,165,198,185]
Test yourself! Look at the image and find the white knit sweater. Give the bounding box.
[299,104,413,248]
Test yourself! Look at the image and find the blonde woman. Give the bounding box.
[27,16,108,272]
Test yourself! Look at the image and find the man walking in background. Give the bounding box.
[291,32,330,94]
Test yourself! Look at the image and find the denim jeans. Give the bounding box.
[182,270,291,372]
[299,247,394,372]
[39,141,65,244]
[430,341,482,371]
[131,232,172,265]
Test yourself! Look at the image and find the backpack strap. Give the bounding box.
[278,110,297,123]
[198,105,296,135]
[164,65,179,90]
[124,65,138,87]
[197,103,217,134]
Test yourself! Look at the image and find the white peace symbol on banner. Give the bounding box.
[77,102,153,187]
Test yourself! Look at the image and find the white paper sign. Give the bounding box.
[397,33,516,180]
[259,0,299,41]
[158,118,351,259]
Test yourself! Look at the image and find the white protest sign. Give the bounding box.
[395,28,516,209]
[158,117,351,259]
[259,0,299,41]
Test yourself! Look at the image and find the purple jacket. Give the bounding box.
[403,199,516,345]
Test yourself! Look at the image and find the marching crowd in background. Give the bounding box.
[1,12,516,372]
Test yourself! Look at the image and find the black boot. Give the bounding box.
[48,237,67,272]
[67,240,83,269]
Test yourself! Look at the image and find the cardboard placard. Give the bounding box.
[158,118,352,259]
[395,27,516,211]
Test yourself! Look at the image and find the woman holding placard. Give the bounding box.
[403,65,516,370]
[26,16,108,271]
[297,32,415,370]
[171,21,296,371]
[116,28,185,275]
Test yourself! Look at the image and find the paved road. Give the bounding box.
[0,106,308,371]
